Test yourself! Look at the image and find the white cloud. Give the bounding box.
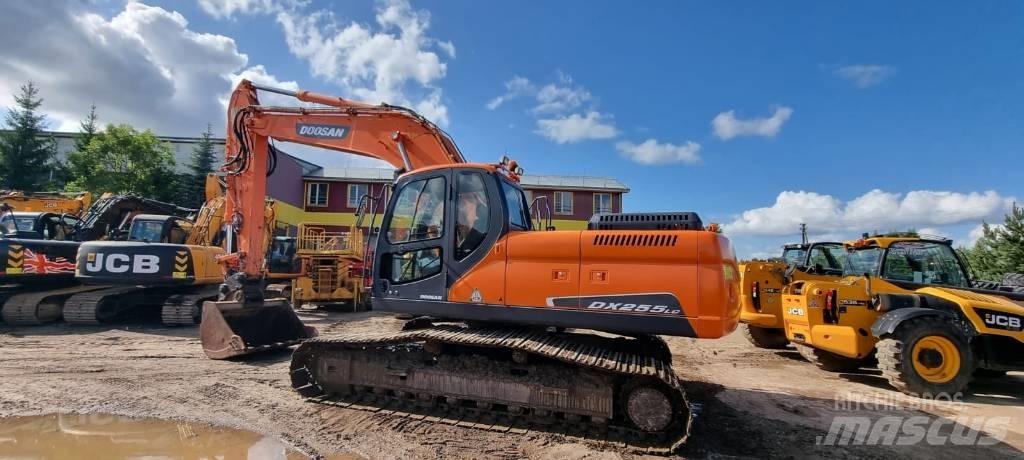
[727,189,1016,237]
[834,64,896,88]
[485,74,591,115]
[712,106,792,140]
[966,223,1004,248]
[615,139,701,165]
[0,1,285,137]
[535,111,618,144]
[532,81,591,115]
[486,76,535,110]
[274,0,454,125]
[197,0,281,18]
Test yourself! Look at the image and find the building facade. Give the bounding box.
[286,167,629,234]
[24,131,629,234]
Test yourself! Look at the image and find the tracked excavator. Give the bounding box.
[1,190,92,215]
[199,80,739,452]
[0,195,193,325]
[71,175,276,326]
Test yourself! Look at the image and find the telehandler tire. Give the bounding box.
[795,344,866,372]
[877,316,975,397]
[741,324,790,349]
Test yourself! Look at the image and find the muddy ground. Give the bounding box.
[0,310,1021,459]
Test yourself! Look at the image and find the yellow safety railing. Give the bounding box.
[297,225,364,256]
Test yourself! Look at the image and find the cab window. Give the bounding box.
[386,176,446,244]
[844,247,883,277]
[882,242,968,287]
[501,180,529,229]
[806,244,845,273]
[386,248,442,284]
[455,172,489,260]
[782,248,806,266]
[129,221,165,242]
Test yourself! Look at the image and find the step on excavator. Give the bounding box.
[739,241,844,348]
[199,80,740,452]
[1,195,194,325]
[781,235,1024,396]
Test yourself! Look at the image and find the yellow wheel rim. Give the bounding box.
[911,336,961,384]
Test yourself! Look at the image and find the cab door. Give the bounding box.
[372,170,451,303]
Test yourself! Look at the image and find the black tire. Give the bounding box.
[795,344,866,372]
[1002,273,1024,287]
[876,316,975,397]
[741,324,790,349]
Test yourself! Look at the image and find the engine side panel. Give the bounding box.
[76,242,224,286]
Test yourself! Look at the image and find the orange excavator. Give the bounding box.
[201,80,741,452]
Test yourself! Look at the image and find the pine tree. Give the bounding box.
[183,124,217,207]
[75,104,99,152]
[962,204,1024,281]
[0,82,56,191]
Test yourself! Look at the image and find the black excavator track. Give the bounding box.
[290,324,692,455]
[62,285,218,326]
[161,287,219,326]
[1,285,108,325]
[63,286,146,325]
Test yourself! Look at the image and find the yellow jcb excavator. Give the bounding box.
[1,190,92,216]
[71,175,228,325]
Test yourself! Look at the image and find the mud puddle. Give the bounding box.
[0,413,308,459]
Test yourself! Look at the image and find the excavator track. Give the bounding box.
[161,289,218,326]
[63,286,145,325]
[290,324,691,455]
[1,285,108,325]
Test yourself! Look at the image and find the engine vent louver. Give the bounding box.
[593,233,678,247]
[587,212,703,231]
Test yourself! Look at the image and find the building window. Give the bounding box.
[307,182,328,207]
[593,193,612,215]
[348,183,368,208]
[554,191,573,215]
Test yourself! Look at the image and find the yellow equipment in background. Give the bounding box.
[781,235,1024,397]
[739,241,845,348]
[1,190,92,215]
[288,224,365,310]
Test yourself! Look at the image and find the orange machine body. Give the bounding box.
[449,230,739,338]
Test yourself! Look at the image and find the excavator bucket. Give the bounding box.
[199,299,317,359]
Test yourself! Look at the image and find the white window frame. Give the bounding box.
[347,183,369,209]
[554,191,573,215]
[593,193,612,215]
[306,182,329,207]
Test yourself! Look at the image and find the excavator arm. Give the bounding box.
[219,79,464,294]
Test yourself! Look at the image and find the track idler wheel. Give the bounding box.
[621,378,686,435]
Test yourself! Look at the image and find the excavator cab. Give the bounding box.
[372,164,529,308]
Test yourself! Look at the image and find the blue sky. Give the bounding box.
[2,1,1021,257]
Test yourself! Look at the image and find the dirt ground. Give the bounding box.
[0,310,1021,459]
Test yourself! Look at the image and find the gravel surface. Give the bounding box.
[1,310,1021,459]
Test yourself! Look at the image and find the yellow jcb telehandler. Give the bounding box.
[781,235,1024,396]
